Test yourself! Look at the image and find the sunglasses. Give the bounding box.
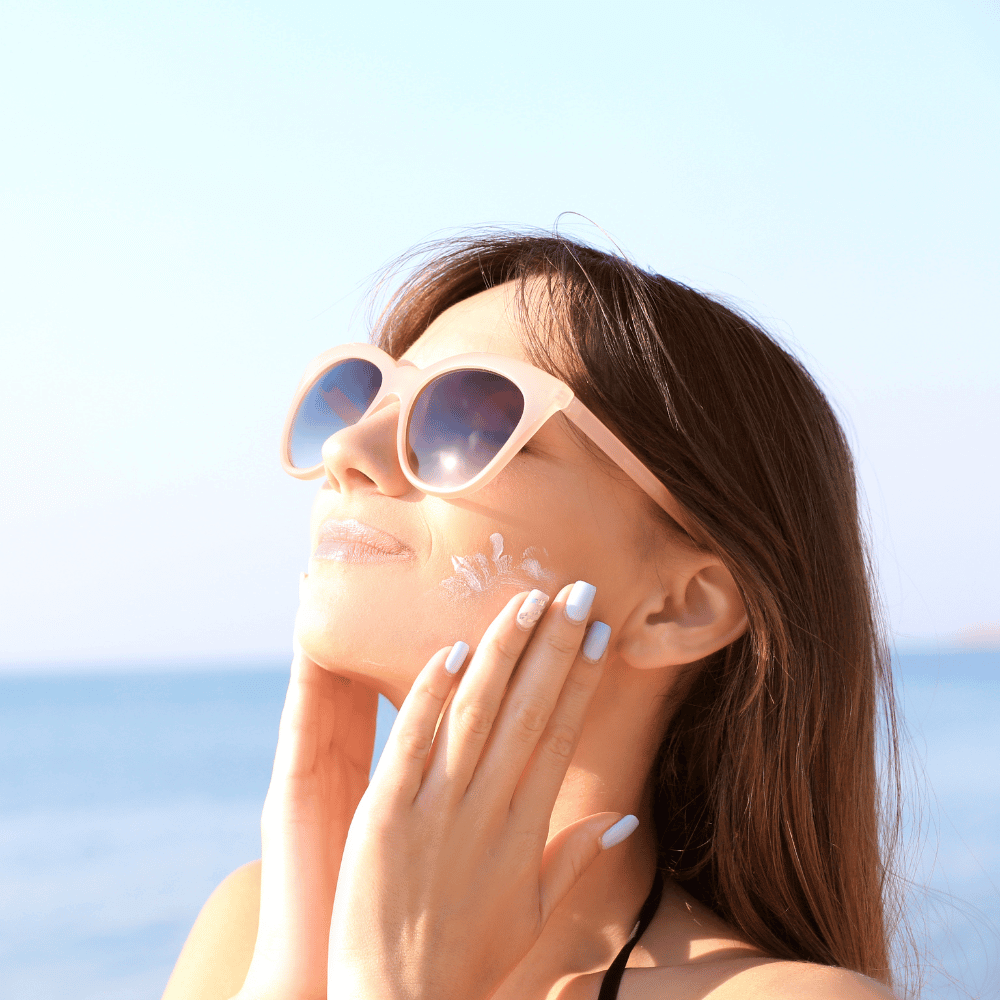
[280,343,687,527]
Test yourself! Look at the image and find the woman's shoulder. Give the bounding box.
[607,881,898,1000]
[161,859,261,1000]
[700,960,896,998]
[618,959,898,1000]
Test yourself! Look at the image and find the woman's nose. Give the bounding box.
[321,396,413,497]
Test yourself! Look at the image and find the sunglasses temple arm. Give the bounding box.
[562,397,693,534]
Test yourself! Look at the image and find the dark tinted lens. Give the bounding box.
[407,370,524,488]
[289,359,382,468]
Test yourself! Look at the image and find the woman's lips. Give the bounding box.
[313,518,413,563]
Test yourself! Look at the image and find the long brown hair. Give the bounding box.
[366,229,904,987]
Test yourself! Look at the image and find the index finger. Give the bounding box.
[508,622,610,826]
[468,581,603,809]
[372,640,469,805]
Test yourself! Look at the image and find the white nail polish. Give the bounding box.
[600,814,639,850]
[444,641,470,675]
[581,621,611,662]
[564,581,596,623]
[516,590,550,630]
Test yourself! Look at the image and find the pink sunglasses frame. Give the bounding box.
[279,342,689,529]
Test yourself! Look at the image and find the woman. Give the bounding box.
[163,231,903,999]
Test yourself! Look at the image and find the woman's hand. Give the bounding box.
[237,581,380,1000]
[327,582,633,1000]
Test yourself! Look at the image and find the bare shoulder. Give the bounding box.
[615,959,897,1000]
[680,959,898,1000]
[161,859,261,1000]
[613,881,898,1000]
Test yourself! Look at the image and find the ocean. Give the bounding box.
[1,652,997,999]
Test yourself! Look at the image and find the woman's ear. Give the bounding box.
[617,556,748,670]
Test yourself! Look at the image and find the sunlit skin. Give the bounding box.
[291,283,766,996]
[163,282,897,1000]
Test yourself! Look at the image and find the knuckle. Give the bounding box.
[397,729,434,763]
[513,697,551,736]
[545,630,581,659]
[543,722,579,762]
[562,668,596,701]
[457,701,495,739]
[414,676,441,703]
[490,632,523,666]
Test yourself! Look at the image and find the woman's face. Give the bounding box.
[294,282,669,708]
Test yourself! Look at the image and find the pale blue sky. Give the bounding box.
[1,0,997,665]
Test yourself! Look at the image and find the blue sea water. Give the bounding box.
[0,653,997,999]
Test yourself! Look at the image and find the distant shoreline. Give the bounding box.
[0,657,293,677]
[0,647,996,678]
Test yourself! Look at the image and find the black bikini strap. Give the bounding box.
[597,868,665,1000]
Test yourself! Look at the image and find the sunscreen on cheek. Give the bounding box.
[440,532,557,599]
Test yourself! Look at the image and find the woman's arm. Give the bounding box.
[161,860,261,1000]
[162,639,379,1000]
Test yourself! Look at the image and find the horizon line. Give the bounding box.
[0,644,997,676]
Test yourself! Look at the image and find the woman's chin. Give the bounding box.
[292,567,533,700]
[293,591,432,698]
[294,628,410,707]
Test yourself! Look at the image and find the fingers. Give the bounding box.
[471,581,609,811]
[272,648,376,783]
[375,581,611,824]
[508,636,607,824]
[418,590,544,801]
[333,672,381,775]
[537,812,630,926]
[374,641,470,805]
[272,648,332,780]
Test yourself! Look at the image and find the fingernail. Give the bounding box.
[444,641,470,675]
[564,581,596,623]
[600,814,639,850]
[516,590,550,630]
[581,621,611,662]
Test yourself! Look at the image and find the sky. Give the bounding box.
[1,0,998,667]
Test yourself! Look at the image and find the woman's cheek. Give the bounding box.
[419,531,561,645]
[438,531,557,600]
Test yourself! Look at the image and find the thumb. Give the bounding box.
[537,813,640,925]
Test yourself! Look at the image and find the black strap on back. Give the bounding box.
[596,868,665,1000]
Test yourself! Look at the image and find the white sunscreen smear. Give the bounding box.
[440,533,557,599]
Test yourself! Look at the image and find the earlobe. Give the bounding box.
[619,559,747,671]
